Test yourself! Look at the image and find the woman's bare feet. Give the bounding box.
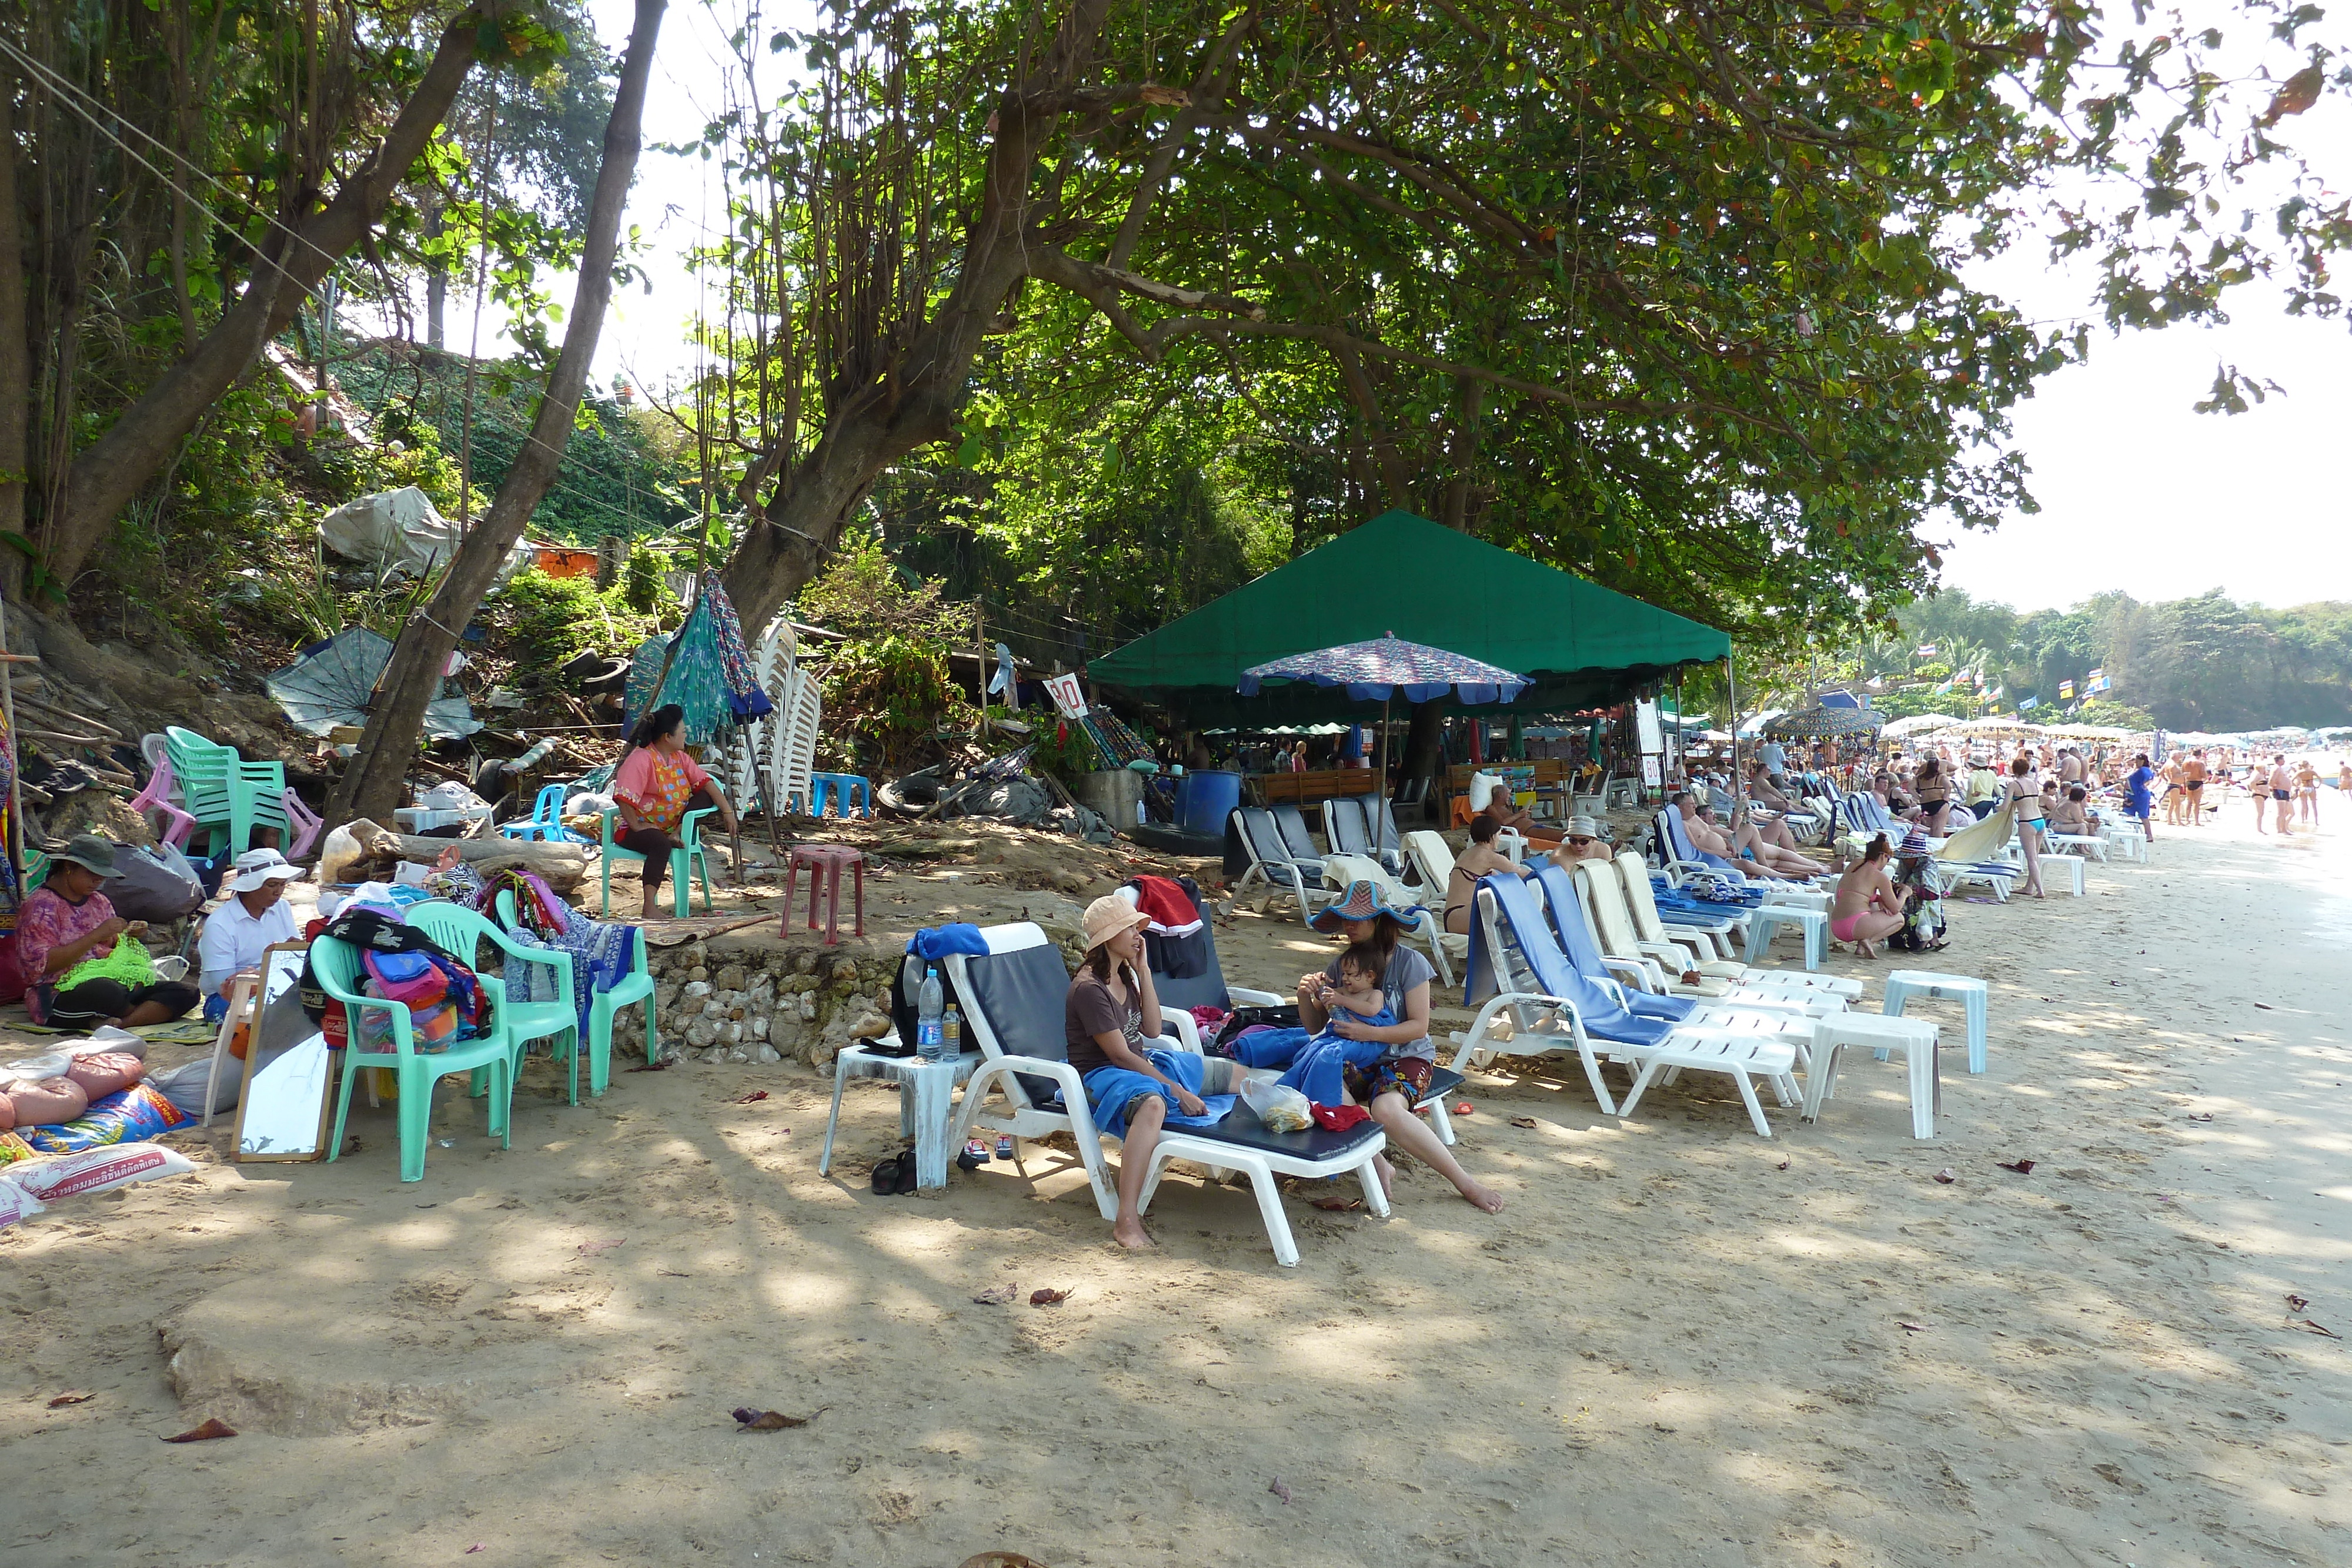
[1458,1178,1505,1214]
[1856,939,1878,958]
[1372,1152,1396,1201]
[1111,1217,1157,1251]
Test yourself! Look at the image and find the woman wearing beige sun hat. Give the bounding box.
[1066,894,1247,1251]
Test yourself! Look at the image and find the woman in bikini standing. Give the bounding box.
[2004,755,2049,898]
[1442,813,1534,935]
[1829,835,1907,958]
[1913,756,1952,837]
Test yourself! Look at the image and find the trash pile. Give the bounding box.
[878,759,1113,842]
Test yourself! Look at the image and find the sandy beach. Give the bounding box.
[4,802,2348,1567]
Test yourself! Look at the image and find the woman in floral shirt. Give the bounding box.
[17,835,200,1027]
[612,704,740,919]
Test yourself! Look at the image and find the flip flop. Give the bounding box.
[870,1154,904,1195]
[891,1150,921,1195]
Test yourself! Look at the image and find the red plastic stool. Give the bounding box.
[785,844,866,945]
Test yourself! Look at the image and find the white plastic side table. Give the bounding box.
[818,1043,981,1191]
[1803,1014,1941,1138]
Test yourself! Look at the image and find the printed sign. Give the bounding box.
[1641,755,1663,786]
[1042,671,1089,718]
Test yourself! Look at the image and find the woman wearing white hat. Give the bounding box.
[197,848,308,1020]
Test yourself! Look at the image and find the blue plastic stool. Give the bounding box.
[1745,904,1827,970]
[808,773,873,820]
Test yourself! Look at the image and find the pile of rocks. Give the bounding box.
[638,932,904,1070]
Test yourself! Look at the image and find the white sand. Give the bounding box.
[2,804,2348,1566]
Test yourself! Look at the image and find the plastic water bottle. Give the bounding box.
[917,965,944,1061]
[941,1004,962,1060]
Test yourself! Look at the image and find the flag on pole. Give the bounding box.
[2059,679,2074,700]
[2088,668,2111,693]
[2019,694,2040,711]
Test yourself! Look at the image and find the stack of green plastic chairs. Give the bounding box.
[163,726,289,857]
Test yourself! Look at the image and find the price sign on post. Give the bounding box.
[1641,755,1662,787]
[1043,672,1090,718]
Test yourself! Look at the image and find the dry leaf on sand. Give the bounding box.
[1029,1288,1069,1308]
[163,1417,236,1442]
[47,1391,94,1407]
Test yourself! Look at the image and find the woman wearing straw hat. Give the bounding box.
[1068,895,1248,1251]
[15,835,201,1029]
[1296,881,1504,1215]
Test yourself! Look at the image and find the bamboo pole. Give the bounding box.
[0,599,22,880]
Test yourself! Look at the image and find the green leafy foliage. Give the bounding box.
[821,634,965,773]
[487,568,672,673]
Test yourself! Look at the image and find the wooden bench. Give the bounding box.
[1251,768,1382,810]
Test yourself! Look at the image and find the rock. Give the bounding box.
[680,980,712,1005]
[808,1042,837,1070]
[700,999,724,1019]
[848,1009,891,1042]
[726,1047,751,1064]
[753,1044,781,1064]
[684,1018,718,1049]
[714,964,748,992]
[831,959,858,984]
[718,1021,743,1045]
[748,974,776,1004]
[798,994,817,1021]
[749,1015,769,1041]
[792,951,816,975]
[687,965,710,983]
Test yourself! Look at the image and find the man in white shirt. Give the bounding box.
[1757,738,1788,788]
[198,848,306,1019]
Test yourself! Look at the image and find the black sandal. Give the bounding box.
[871,1153,904,1195]
[891,1148,920,1195]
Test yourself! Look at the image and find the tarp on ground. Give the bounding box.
[1088,510,1730,724]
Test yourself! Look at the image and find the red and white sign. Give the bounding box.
[1043,672,1089,719]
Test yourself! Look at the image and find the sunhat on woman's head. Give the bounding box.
[1309,879,1421,934]
[1081,894,1151,952]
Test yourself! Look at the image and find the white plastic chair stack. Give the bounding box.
[736,620,823,814]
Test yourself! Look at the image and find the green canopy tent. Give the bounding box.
[1090,510,1730,726]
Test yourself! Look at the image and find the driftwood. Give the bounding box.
[343,818,593,895]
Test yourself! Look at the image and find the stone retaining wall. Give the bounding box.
[627,927,1088,1069]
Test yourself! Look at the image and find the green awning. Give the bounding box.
[1091,510,1730,724]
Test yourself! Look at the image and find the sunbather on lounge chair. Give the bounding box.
[1444,815,1535,935]
[1068,897,1247,1251]
[1295,881,1505,1214]
[1720,805,1822,879]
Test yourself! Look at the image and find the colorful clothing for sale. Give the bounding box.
[16,885,118,1024]
[614,745,712,834]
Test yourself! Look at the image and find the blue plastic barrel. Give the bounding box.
[1179,770,1242,837]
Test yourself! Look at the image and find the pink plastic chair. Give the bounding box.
[280,787,323,859]
[128,754,198,851]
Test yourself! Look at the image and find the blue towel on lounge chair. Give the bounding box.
[1217,1019,1391,1105]
[1659,808,1739,872]
[908,924,990,959]
[1461,873,1676,1048]
[1081,1048,1238,1139]
[1528,863,1695,1025]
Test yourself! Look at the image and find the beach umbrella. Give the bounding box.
[1883,713,1962,738]
[1763,704,1885,740]
[266,627,480,740]
[1240,632,1529,856]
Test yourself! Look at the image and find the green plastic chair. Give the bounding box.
[403,901,582,1106]
[496,889,655,1091]
[313,934,513,1182]
[599,807,715,918]
[164,725,289,856]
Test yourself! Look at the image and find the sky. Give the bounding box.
[493,1,2352,617]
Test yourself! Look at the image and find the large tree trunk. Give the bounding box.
[34,8,497,591]
[0,67,28,600]
[716,0,1115,636]
[328,0,667,826]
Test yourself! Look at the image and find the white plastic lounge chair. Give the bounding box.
[1270,804,1327,865]
[1325,796,1404,875]
[1456,876,1805,1137]
[1558,862,1845,1018]
[945,923,1389,1266]
[1608,852,1863,1000]
[1231,807,1335,921]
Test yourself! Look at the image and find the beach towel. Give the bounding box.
[1081,1048,1237,1140]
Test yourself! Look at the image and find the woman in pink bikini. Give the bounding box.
[1829,835,1907,958]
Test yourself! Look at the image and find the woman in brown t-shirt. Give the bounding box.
[1065,895,1240,1251]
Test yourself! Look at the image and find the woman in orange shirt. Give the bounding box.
[612,704,740,918]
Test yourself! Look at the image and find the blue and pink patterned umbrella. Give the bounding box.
[1238,632,1529,705]
[1240,633,1528,861]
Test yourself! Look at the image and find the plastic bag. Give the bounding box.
[1240,1076,1312,1134]
[316,823,367,888]
[3,1141,195,1203]
[108,841,205,923]
[149,1057,240,1118]
[0,1176,43,1231]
